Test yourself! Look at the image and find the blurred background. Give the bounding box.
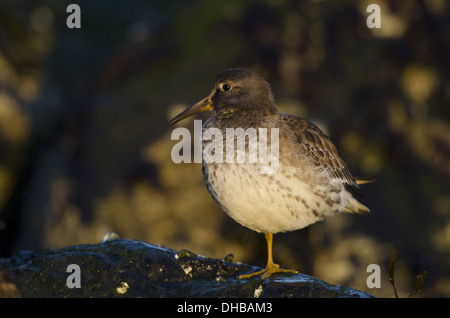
[0,0,449,297]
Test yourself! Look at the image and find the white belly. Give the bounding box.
[203,162,348,233]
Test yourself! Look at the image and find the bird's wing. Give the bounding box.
[281,114,363,196]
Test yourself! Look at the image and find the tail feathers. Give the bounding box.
[343,197,370,215]
[354,177,376,185]
[344,177,373,214]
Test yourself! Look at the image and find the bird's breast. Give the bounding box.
[202,159,349,233]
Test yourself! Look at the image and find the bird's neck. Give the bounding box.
[210,107,279,129]
[216,103,279,118]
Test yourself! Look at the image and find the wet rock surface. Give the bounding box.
[0,239,373,298]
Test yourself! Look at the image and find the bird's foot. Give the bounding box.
[238,263,299,279]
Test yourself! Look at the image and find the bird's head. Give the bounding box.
[169,68,277,125]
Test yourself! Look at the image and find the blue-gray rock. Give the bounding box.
[0,239,373,298]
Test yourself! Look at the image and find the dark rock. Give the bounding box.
[0,238,373,298]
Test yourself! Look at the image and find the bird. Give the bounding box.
[169,68,372,279]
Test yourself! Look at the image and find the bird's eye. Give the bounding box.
[221,83,231,91]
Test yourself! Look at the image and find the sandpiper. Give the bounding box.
[170,68,372,279]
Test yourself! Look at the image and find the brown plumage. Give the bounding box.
[281,114,362,195]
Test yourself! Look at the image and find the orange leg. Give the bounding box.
[238,233,299,279]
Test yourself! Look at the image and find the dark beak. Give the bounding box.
[169,95,213,125]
